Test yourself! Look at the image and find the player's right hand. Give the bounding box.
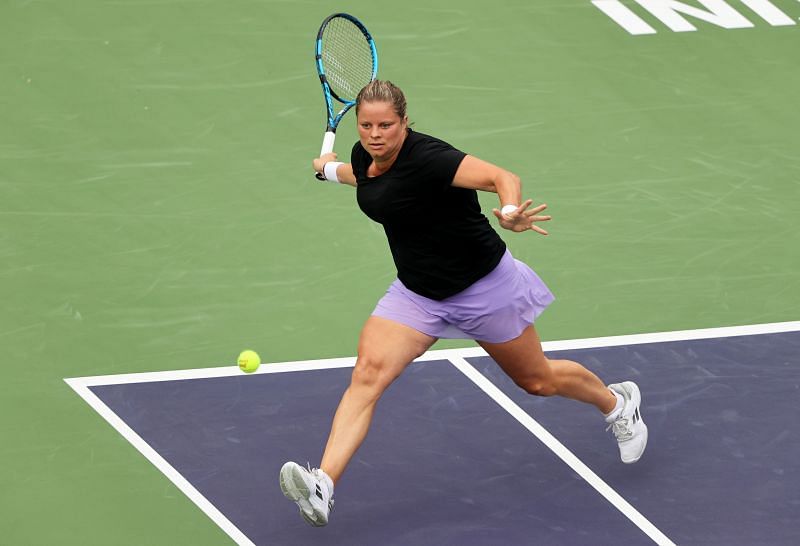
[312,152,338,175]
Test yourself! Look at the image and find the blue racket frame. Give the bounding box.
[314,13,378,166]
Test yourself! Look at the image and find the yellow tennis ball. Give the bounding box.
[237,350,261,373]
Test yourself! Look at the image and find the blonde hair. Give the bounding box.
[355,80,407,119]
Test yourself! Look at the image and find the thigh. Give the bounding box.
[355,316,438,383]
[477,325,551,382]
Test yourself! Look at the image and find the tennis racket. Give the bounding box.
[314,13,378,179]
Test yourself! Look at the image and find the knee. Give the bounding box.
[516,376,557,397]
[351,355,393,393]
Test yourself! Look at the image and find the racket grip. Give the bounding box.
[315,131,337,180]
[320,131,336,156]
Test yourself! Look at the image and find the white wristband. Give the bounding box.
[501,204,518,217]
[323,161,344,183]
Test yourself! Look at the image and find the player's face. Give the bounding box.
[357,101,407,163]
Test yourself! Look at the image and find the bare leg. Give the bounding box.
[320,316,436,484]
[478,325,616,414]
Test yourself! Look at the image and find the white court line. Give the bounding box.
[64,378,257,546]
[65,320,800,388]
[64,320,799,545]
[449,355,676,546]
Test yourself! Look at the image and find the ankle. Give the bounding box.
[319,466,338,487]
[603,389,624,420]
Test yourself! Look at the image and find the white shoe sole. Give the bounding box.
[279,463,328,526]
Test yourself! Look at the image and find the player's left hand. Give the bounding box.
[492,199,551,235]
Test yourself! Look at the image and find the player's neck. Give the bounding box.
[373,155,397,173]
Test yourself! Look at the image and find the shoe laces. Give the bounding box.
[306,463,325,483]
[606,417,633,440]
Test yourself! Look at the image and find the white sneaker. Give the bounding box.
[606,382,648,464]
[279,462,335,527]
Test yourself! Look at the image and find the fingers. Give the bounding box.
[529,206,551,235]
[312,152,339,173]
[514,200,548,217]
[523,203,548,216]
[321,152,338,162]
[496,202,552,235]
[531,225,549,235]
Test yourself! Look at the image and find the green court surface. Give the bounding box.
[2,1,799,544]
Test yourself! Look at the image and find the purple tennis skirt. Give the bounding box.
[372,249,555,344]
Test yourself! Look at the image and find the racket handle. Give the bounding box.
[315,131,337,180]
[320,131,336,156]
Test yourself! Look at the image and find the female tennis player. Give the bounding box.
[280,80,647,527]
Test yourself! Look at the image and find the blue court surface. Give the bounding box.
[66,323,800,545]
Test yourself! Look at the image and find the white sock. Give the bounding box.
[319,469,334,494]
[604,390,624,422]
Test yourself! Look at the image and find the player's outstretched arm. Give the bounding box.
[312,153,357,187]
[452,155,521,201]
[452,155,550,235]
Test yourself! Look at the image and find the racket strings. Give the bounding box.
[321,17,374,101]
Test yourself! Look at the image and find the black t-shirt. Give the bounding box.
[352,129,506,300]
